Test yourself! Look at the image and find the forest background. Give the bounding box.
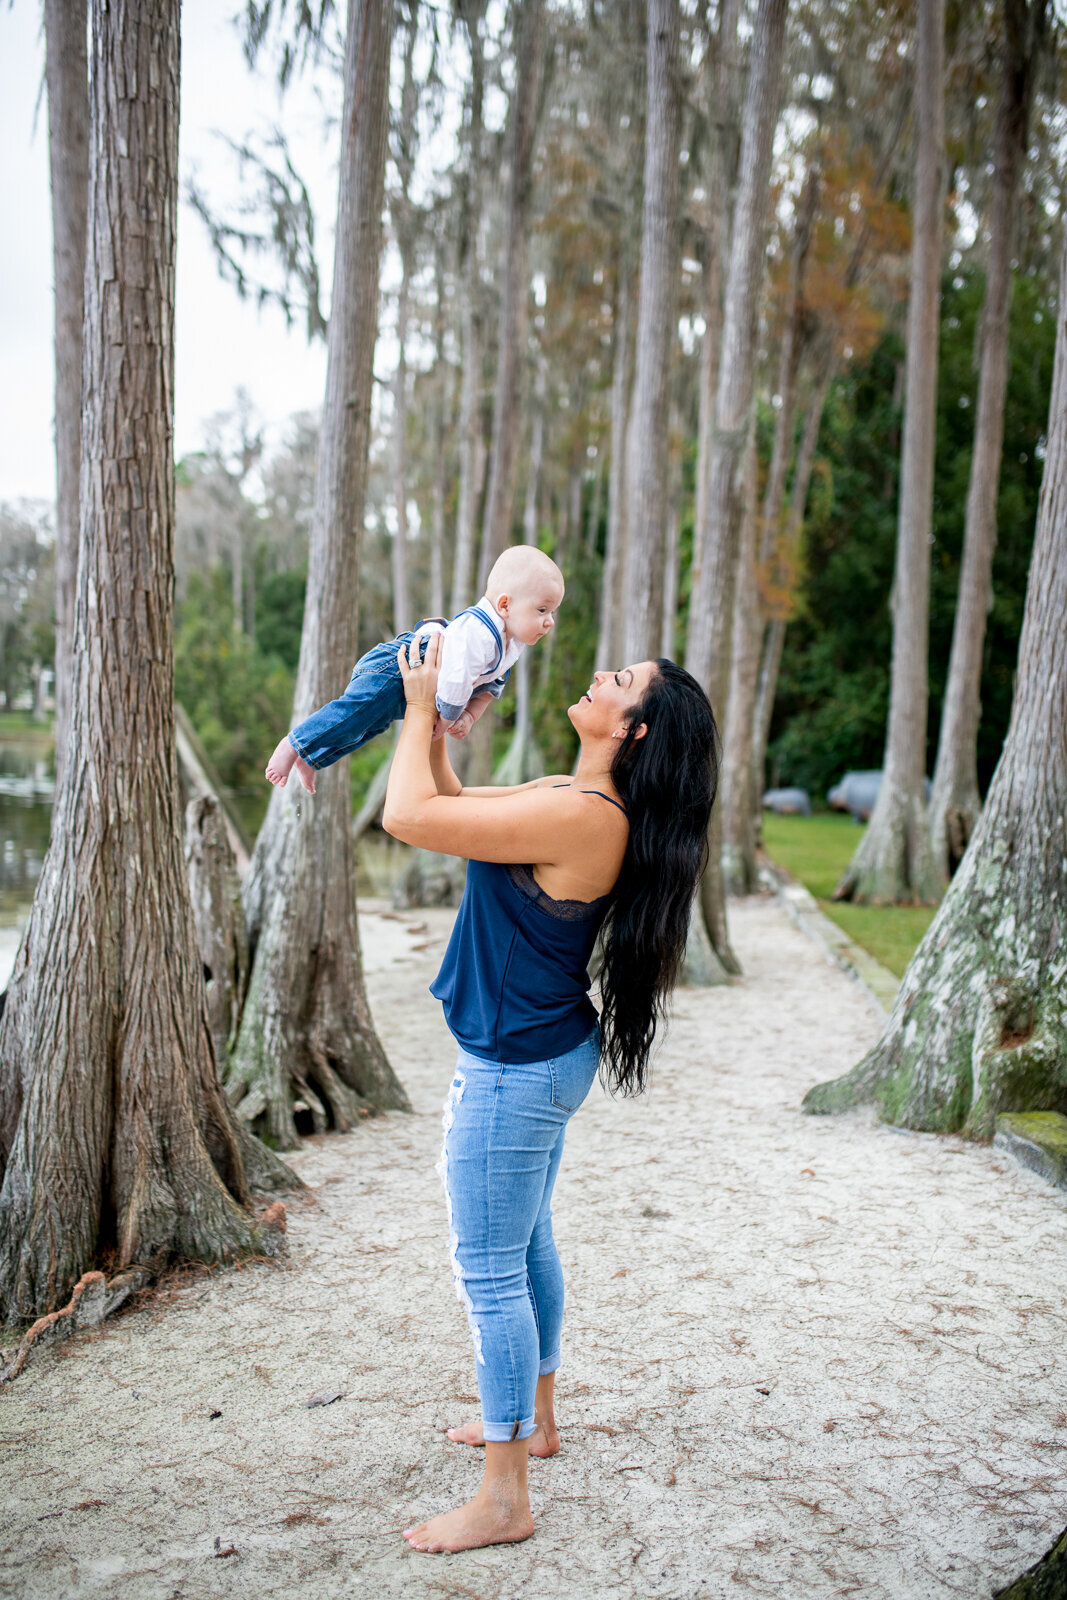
[1,0,1061,838]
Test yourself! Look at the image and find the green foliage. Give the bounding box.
[174,569,294,791]
[255,568,306,671]
[770,266,1056,803]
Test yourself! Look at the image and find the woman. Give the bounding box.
[383,636,719,1555]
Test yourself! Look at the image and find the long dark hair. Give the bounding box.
[598,659,719,1095]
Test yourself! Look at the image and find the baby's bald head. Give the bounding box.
[484,545,565,647]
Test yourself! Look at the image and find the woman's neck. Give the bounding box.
[573,742,618,792]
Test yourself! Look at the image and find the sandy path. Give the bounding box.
[2,896,1065,1600]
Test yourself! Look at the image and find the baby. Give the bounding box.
[265,544,565,794]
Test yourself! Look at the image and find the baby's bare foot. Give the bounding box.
[447,1419,560,1459]
[403,1491,534,1554]
[292,755,316,794]
[265,737,297,787]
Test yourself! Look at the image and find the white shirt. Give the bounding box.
[414,601,525,723]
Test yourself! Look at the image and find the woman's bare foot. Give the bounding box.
[403,1489,534,1554]
[447,1418,560,1458]
[265,738,316,793]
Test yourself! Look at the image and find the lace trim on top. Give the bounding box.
[506,863,608,922]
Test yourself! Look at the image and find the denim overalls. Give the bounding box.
[288,616,509,771]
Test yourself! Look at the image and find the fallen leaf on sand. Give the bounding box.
[306,1387,345,1408]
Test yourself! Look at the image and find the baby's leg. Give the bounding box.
[265,737,317,793]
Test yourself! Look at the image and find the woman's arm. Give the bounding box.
[459,775,575,798]
[429,727,462,796]
[383,638,608,864]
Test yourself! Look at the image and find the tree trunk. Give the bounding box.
[596,242,637,669]
[750,81,914,801]
[392,235,412,635]
[477,0,545,589]
[685,0,788,975]
[430,242,449,620]
[450,0,487,617]
[228,0,409,1151]
[390,3,418,637]
[724,168,817,887]
[523,355,547,542]
[928,0,1044,878]
[44,0,89,779]
[691,0,740,579]
[836,0,945,906]
[186,795,249,1068]
[804,230,1067,1137]
[752,345,835,796]
[586,441,605,556]
[621,0,681,662]
[721,420,762,894]
[660,417,681,657]
[0,0,296,1324]
[494,651,544,788]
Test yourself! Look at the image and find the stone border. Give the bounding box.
[759,857,900,1017]
[993,1113,1067,1192]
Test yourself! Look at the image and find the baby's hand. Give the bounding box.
[447,710,476,740]
[430,713,448,742]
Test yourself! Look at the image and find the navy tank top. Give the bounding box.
[430,791,626,1063]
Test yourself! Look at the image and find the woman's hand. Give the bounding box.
[396,630,441,713]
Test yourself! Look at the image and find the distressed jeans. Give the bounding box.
[439,1026,601,1442]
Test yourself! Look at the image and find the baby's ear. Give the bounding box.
[495,592,510,613]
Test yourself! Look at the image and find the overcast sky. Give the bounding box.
[0,0,347,507]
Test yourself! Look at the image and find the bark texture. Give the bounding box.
[44,0,90,777]
[430,243,449,619]
[836,0,945,906]
[721,422,761,894]
[450,1,488,616]
[752,344,834,797]
[692,0,740,575]
[0,0,295,1324]
[477,0,545,588]
[724,170,817,891]
[228,0,409,1151]
[185,795,248,1069]
[621,0,681,662]
[928,0,1044,878]
[684,0,788,972]
[596,241,637,669]
[804,233,1067,1138]
[390,1,418,637]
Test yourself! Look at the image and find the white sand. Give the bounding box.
[2,895,1065,1599]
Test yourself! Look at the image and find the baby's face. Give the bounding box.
[499,576,564,646]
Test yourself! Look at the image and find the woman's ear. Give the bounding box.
[631,721,648,742]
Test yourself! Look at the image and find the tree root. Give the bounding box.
[993,1525,1067,1599]
[0,1267,154,1384]
[805,839,1067,1135]
[834,783,943,906]
[0,1202,288,1385]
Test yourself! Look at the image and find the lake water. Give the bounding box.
[0,734,412,986]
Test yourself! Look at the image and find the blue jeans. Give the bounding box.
[439,1026,601,1442]
[287,634,415,770]
[288,626,509,770]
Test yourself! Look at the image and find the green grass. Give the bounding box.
[0,712,54,738]
[761,812,938,979]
